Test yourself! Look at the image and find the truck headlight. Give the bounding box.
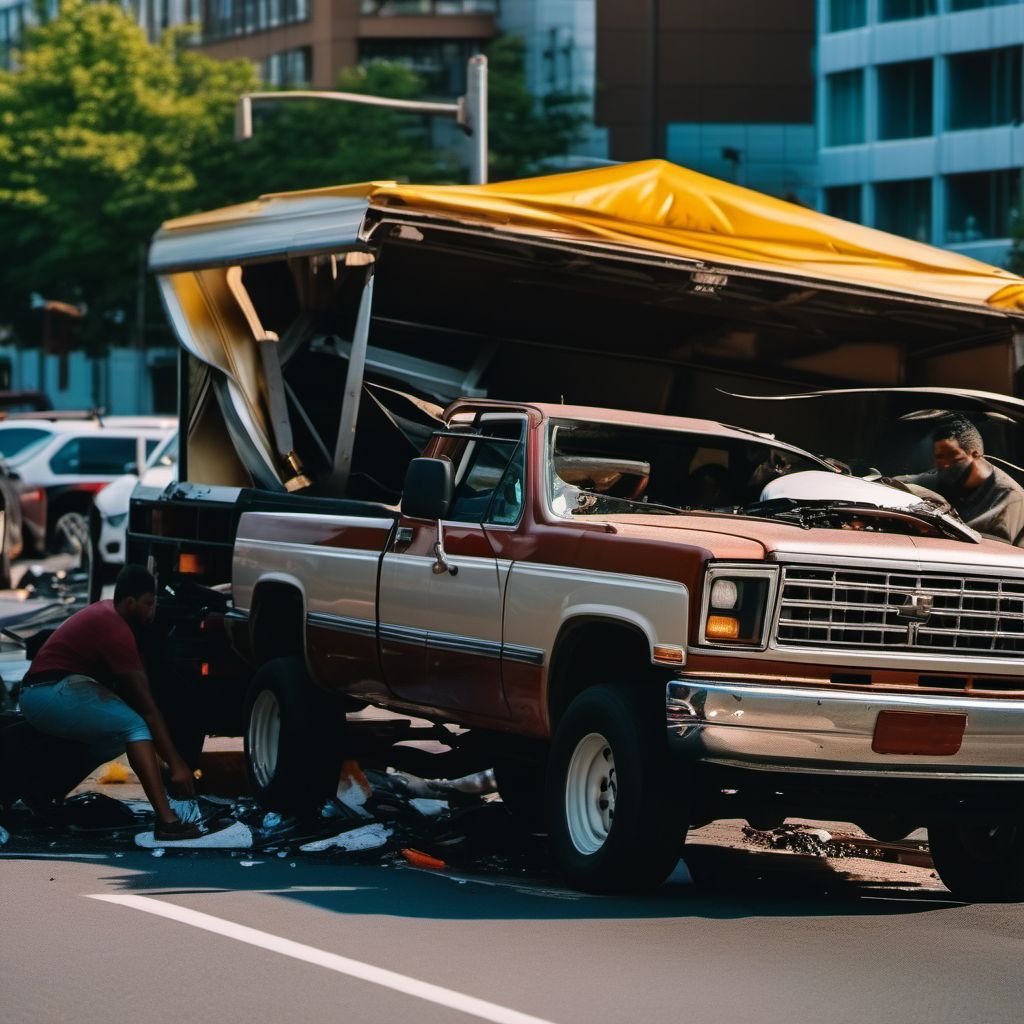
[701,565,778,648]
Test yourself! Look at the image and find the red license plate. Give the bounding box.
[871,710,967,756]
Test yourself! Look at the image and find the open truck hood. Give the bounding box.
[724,386,1024,482]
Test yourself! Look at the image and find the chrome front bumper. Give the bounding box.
[666,679,1024,781]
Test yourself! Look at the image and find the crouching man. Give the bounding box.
[19,564,204,841]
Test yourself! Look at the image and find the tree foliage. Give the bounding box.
[0,2,450,345]
[0,2,588,347]
[486,35,587,182]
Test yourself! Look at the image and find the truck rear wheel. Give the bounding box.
[243,656,346,814]
[929,822,1024,902]
[546,683,687,893]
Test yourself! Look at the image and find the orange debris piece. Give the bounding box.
[401,848,447,870]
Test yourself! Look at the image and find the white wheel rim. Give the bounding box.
[249,689,281,789]
[565,732,617,855]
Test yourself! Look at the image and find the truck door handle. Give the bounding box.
[395,526,413,546]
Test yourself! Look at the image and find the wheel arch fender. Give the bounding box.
[248,574,310,670]
[546,613,663,728]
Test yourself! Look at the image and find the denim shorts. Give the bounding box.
[19,675,152,762]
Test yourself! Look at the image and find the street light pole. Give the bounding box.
[235,54,489,185]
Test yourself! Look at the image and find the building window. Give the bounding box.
[828,0,866,31]
[875,179,932,242]
[824,185,863,223]
[946,169,1021,242]
[826,70,865,147]
[948,47,1023,129]
[878,60,933,139]
[950,0,1018,10]
[261,46,311,86]
[359,39,482,95]
[879,0,936,20]
[360,1,498,12]
[0,2,27,71]
[201,0,311,43]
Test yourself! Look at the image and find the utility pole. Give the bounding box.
[235,54,489,185]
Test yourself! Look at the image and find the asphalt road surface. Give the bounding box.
[4,832,1024,1024]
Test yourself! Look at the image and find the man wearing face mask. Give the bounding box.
[901,417,1024,546]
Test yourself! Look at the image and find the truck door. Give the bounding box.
[378,415,526,720]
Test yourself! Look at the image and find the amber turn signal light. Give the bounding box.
[705,615,741,641]
[653,644,684,665]
[178,553,204,574]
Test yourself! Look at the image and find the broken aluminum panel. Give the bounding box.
[149,196,371,273]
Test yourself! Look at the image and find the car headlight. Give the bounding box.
[105,512,128,528]
[701,565,778,648]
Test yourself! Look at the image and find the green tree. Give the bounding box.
[486,34,588,181]
[0,3,258,345]
[0,2,450,347]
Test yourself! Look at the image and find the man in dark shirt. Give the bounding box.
[902,418,1024,546]
[20,565,204,840]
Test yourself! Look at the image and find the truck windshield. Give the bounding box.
[548,419,825,518]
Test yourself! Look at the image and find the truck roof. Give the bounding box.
[448,398,822,458]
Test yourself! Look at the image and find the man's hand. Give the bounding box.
[167,758,196,799]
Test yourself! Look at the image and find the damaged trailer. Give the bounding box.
[125,161,1024,896]
[143,159,1024,509]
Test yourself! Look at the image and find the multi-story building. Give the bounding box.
[499,0,606,160]
[191,0,498,92]
[818,0,1024,266]
[596,0,818,204]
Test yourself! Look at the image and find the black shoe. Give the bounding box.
[152,818,204,842]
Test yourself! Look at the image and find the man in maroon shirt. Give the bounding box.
[20,565,203,841]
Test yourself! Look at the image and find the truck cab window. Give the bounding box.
[448,420,526,525]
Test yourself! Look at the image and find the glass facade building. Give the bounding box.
[817,0,1024,265]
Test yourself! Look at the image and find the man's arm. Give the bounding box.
[115,669,195,797]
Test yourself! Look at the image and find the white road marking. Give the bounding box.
[88,894,559,1024]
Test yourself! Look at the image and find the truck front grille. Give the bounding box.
[775,565,1024,658]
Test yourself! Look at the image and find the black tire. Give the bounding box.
[494,758,547,832]
[546,683,687,893]
[243,656,347,814]
[929,822,1024,902]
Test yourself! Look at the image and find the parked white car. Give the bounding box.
[0,416,174,551]
[93,432,178,571]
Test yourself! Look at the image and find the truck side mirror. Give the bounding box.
[402,458,453,521]
[401,458,458,576]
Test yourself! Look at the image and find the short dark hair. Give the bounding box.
[934,417,983,457]
[113,564,156,604]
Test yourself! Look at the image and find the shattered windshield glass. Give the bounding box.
[548,420,826,519]
[547,419,978,541]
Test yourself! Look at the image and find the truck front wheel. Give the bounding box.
[929,822,1024,902]
[243,657,346,814]
[547,683,687,893]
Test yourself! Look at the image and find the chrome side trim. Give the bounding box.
[428,633,502,658]
[502,643,546,667]
[307,611,376,638]
[319,613,545,664]
[379,623,426,647]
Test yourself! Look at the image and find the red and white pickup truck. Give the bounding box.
[141,396,1024,897]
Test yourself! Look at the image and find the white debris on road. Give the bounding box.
[300,822,392,854]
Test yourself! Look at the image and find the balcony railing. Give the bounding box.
[360,1,498,15]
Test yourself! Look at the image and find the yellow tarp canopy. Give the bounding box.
[171,160,1024,313]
